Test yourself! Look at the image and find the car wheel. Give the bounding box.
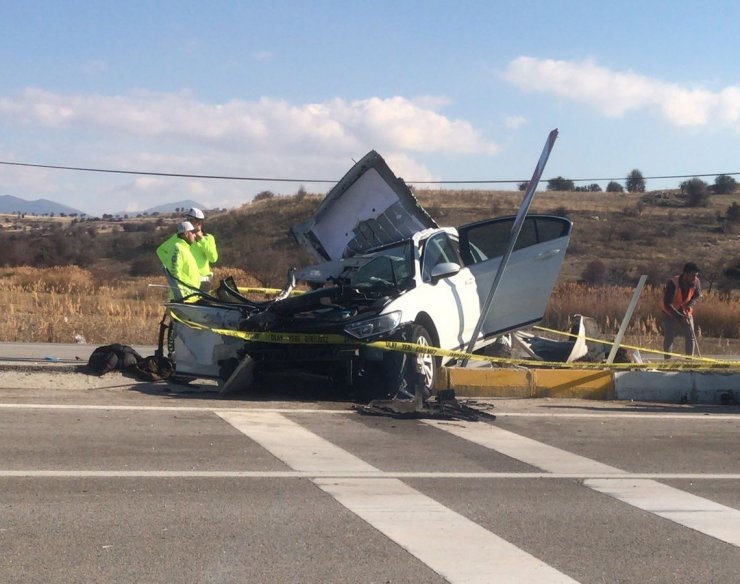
[406,324,437,398]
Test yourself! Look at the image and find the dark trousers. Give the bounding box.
[662,314,694,358]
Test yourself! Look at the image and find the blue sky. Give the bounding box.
[1,0,739,215]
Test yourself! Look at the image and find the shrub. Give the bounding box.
[626,169,645,193]
[606,181,624,193]
[727,202,740,223]
[547,176,575,191]
[681,177,711,207]
[581,259,608,285]
[129,255,164,277]
[295,185,308,200]
[714,174,737,195]
[254,191,275,202]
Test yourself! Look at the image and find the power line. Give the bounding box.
[1,159,738,185]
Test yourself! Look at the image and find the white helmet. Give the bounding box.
[186,207,205,220]
[177,221,195,234]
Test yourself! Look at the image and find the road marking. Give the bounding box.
[217,410,579,583]
[495,412,740,421]
[216,410,376,473]
[2,470,740,480]
[1,402,740,421]
[0,403,352,414]
[586,479,740,547]
[316,477,578,584]
[424,420,625,475]
[426,420,740,547]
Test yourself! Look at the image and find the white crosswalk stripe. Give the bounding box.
[217,410,581,584]
[425,419,740,548]
[316,477,578,584]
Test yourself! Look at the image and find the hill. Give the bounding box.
[206,188,740,294]
[1,188,738,296]
[0,194,85,216]
[114,199,206,216]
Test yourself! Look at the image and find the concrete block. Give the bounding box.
[692,372,740,404]
[444,367,532,398]
[615,371,694,402]
[532,369,614,399]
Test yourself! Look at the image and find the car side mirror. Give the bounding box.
[430,262,461,282]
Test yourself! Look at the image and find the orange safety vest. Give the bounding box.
[660,274,699,317]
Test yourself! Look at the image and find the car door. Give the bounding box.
[457,215,572,345]
[418,230,479,350]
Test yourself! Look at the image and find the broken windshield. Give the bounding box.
[350,241,414,294]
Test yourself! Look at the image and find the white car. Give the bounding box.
[167,150,572,398]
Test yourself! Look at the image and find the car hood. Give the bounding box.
[291,150,438,262]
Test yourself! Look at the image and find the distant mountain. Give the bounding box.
[112,200,206,216]
[0,194,86,216]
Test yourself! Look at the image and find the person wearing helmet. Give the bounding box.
[185,207,218,291]
[156,221,202,301]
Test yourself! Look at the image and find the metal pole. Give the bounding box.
[689,314,702,358]
[461,129,559,365]
[606,275,647,364]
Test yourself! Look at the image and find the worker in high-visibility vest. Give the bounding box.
[660,262,701,358]
[156,221,202,301]
[184,207,218,291]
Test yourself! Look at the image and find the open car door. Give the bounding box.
[457,215,572,346]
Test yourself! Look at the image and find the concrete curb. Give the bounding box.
[441,367,740,405]
[614,370,740,404]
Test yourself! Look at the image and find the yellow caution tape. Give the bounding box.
[169,310,739,371]
[532,325,730,365]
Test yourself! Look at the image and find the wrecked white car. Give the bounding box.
[165,148,572,398]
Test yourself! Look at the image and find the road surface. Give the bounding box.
[0,372,738,583]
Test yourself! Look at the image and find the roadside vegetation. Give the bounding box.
[1,181,738,352]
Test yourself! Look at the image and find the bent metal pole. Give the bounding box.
[606,274,647,364]
[462,129,559,365]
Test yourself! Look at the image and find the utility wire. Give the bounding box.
[1,159,738,185]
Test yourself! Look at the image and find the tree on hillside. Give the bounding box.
[254,190,275,202]
[547,176,575,191]
[681,177,711,207]
[714,174,737,194]
[625,169,645,193]
[575,183,602,192]
[606,181,624,193]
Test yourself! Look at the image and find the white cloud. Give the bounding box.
[0,89,498,156]
[504,115,526,129]
[0,89,499,214]
[503,56,740,130]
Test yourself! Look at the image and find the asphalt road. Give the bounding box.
[1,370,739,584]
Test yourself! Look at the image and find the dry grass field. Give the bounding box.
[1,267,737,356]
[0,266,261,346]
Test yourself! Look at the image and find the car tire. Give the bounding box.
[405,324,437,398]
[353,324,438,402]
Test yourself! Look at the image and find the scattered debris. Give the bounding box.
[354,389,496,422]
[86,343,173,382]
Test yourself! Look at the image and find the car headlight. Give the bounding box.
[344,311,402,339]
